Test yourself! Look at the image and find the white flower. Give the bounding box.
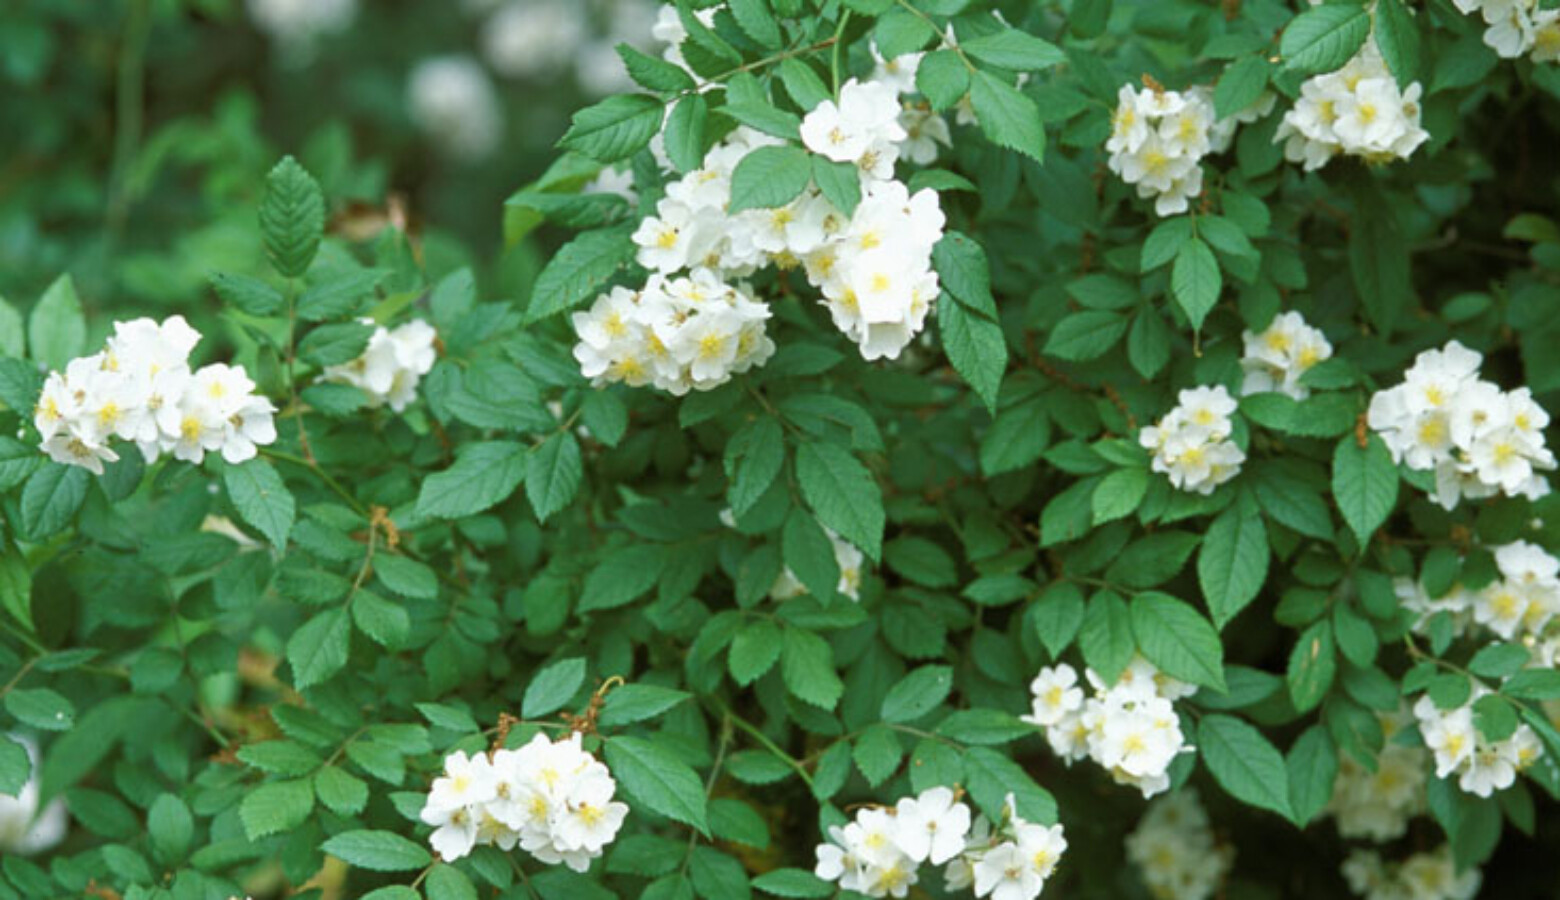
[323,319,439,413]
[248,0,355,52]
[1140,385,1245,495]
[1240,311,1333,400]
[1126,790,1233,900]
[893,787,971,865]
[1022,664,1084,728]
[0,735,69,856]
[1104,82,1261,218]
[480,0,587,80]
[1274,40,1428,171]
[1343,845,1480,900]
[407,56,503,161]
[800,79,907,177]
[1326,708,1428,841]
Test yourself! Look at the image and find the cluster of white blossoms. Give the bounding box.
[35,316,277,475]
[1341,846,1480,900]
[1239,311,1334,401]
[1105,81,1274,216]
[419,733,628,871]
[1367,340,1555,511]
[1274,40,1429,171]
[320,319,438,413]
[814,788,1066,900]
[1450,0,1560,62]
[1022,658,1195,798]
[1124,790,1234,900]
[1138,385,1246,495]
[576,73,949,389]
[0,736,67,856]
[1398,541,1560,642]
[1325,708,1428,841]
[571,271,775,396]
[1413,689,1542,798]
[407,56,503,161]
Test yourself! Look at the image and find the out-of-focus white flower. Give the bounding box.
[1326,708,1428,841]
[408,56,503,161]
[248,0,355,55]
[1125,790,1234,900]
[481,0,587,79]
[1342,845,1480,900]
[0,735,69,856]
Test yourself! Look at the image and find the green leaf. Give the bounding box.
[752,868,833,898]
[729,146,813,213]
[964,747,1057,825]
[286,608,350,690]
[1172,237,1221,332]
[618,43,697,92]
[322,830,433,872]
[5,688,74,731]
[1078,590,1134,684]
[795,441,883,561]
[727,418,785,517]
[580,544,666,611]
[1044,310,1128,361]
[148,794,194,864]
[352,590,411,648]
[1199,714,1293,819]
[1280,3,1372,76]
[934,232,998,318]
[224,459,295,551]
[729,0,782,48]
[1348,184,1411,336]
[810,156,861,216]
[599,685,691,727]
[1286,725,1338,827]
[1332,435,1398,545]
[0,737,29,797]
[522,657,587,719]
[664,93,709,173]
[1030,582,1085,657]
[28,274,86,370]
[315,767,370,816]
[981,399,1049,477]
[853,724,903,787]
[934,709,1032,745]
[525,223,637,322]
[881,665,953,724]
[20,464,89,541]
[730,620,784,686]
[296,268,383,322]
[559,94,666,163]
[1198,494,1270,628]
[1287,620,1337,713]
[969,70,1045,162]
[260,156,325,278]
[1214,56,1273,119]
[938,293,1007,413]
[210,272,285,316]
[1092,467,1148,525]
[239,778,315,840]
[779,59,831,112]
[782,509,840,604]
[1127,308,1172,379]
[916,49,970,112]
[604,736,710,835]
[961,29,1066,71]
[781,627,844,709]
[373,555,438,601]
[426,864,479,900]
[0,550,33,631]
[526,432,584,522]
[1374,0,1421,88]
[1130,592,1226,691]
[417,441,528,520]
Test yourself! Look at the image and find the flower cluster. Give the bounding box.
[0,735,67,856]
[574,67,949,390]
[35,316,277,475]
[771,527,866,603]
[1413,690,1542,798]
[1451,0,1560,62]
[1022,658,1195,798]
[1342,846,1480,900]
[1367,340,1555,510]
[1240,311,1334,401]
[1325,708,1428,841]
[1124,790,1234,900]
[247,0,355,53]
[419,733,628,871]
[1401,541,1560,643]
[1138,385,1246,495]
[1105,82,1272,216]
[814,788,1066,900]
[571,272,775,396]
[1274,40,1429,171]
[407,56,503,161]
[321,319,439,413]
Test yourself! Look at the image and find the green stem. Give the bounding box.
[106,0,153,234]
[830,11,852,93]
[720,702,815,788]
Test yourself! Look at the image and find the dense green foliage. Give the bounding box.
[6,1,1560,899]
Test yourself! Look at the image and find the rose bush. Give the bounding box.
[5,0,1560,898]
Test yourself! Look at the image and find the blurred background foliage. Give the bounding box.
[0,0,660,342]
